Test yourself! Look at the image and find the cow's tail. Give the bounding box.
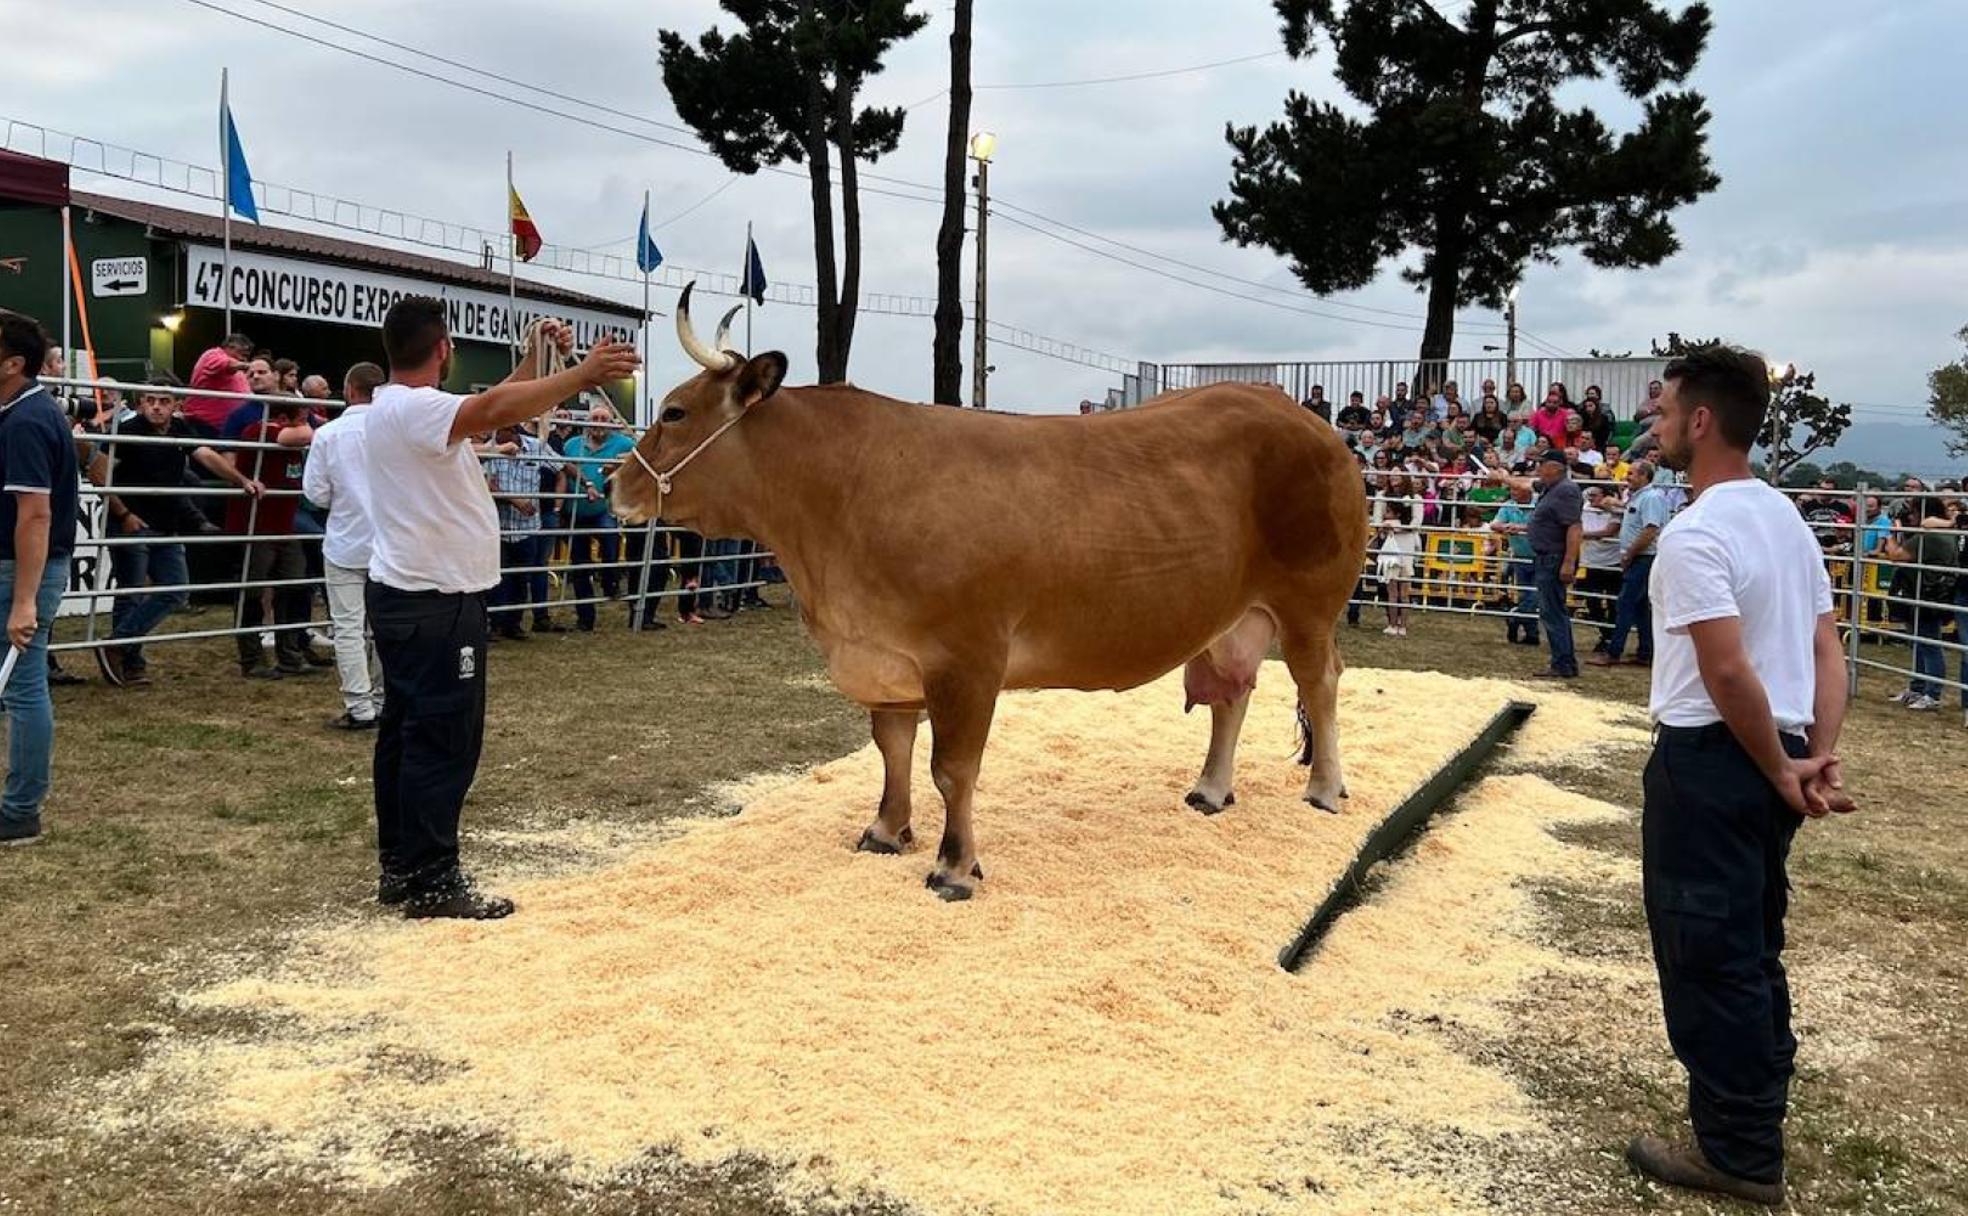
[1294,700,1314,767]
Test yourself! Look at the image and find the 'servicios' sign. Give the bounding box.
[184,244,637,348]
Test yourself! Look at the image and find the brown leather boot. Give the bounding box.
[1626,1135,1784,1207]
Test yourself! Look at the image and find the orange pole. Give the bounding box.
[61,230,105,409]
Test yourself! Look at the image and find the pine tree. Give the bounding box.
[660,1,928,382]
[1215,0,1721,372]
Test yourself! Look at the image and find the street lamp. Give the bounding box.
[1504,285,1520,388]
[969,131,996,410]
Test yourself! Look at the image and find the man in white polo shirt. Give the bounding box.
[366,297,637,919]
[303,361,386,730]
[1625,343,1857,1207]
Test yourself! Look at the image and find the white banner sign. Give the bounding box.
[91,256,148,297]
[184,244,638,349]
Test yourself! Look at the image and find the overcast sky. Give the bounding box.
[14,0,1966,452]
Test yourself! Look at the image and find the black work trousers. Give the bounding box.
[1642,722,1807,1185]
[367,583,489,894]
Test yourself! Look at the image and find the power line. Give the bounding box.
[228,0,701,139]
[173,0,949,211]
[990,198,1509,332]
[993,211,1439,333]
[903,47,1286,109]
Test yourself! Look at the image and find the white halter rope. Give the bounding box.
[626,408,748,515]
[624,288,751,516]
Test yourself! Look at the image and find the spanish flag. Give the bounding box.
[509,185,542,262]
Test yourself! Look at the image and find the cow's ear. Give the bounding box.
[735,352,787,408]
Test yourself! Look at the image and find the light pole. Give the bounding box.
[969,130,996,410]
[1505,284,1520,389]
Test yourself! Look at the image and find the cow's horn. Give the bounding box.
[713,305,744,355]
[676,281,739,371]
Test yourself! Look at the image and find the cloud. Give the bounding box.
[8,0,1966,418]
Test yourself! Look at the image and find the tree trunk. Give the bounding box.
[802,15,843,383]
[1416,238,1460,392]
[931,0,973,405]
[834,72,862,379]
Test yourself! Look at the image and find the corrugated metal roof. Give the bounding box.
[70,189,638,317]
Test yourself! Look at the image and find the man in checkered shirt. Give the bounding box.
[482,423,562,642]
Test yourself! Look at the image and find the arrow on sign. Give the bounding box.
[104,279,140,292]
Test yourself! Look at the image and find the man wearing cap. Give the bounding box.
[1526,450,1583,678]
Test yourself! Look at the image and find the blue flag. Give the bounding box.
[637,198,663,274]
[740,234,767,305]
[223,100,259,223]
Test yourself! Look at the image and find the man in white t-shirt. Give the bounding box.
[364,296,637,919]
[1625,343,1856,1208]
[303,361,386,730]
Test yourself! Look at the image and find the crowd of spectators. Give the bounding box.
[45,331,780,715]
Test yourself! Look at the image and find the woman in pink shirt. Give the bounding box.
[182,333,254,434]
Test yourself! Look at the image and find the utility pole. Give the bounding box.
[1505,285,1519,390]
[969,131,995,409]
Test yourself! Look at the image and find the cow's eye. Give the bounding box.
[661,407,687,423]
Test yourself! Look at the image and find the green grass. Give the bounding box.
[3,603,1963,1215]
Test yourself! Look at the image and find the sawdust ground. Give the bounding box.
[95,666,1643,1216]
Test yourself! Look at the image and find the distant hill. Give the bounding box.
[1805,421,1968,481]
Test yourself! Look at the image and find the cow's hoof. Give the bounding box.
[1305,794,1340,814]
[1183,790,1236,816]
[856,825,911,855]
[924,867,981,901]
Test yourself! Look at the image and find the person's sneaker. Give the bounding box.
[377,872,411,906]
[1907,694,1940,712]
[242,665,284,680]
[1395,626,1408,637]
[531,617,568,634]
[1529,668,1578,680]
[1625,1135,1784,1207]
[0,818,43,847]
[1382,626,1400,636]
[1622,656,1653,667]
[497,627,530,642]
[121,664,152,687]
[1887,689,1917,705]
[327,711,379,732]
[96,647,126,686]
[1586,653,1621,667]
[405,880,515,921]
[303,650,335,668]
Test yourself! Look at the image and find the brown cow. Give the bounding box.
[612,284,1368,900]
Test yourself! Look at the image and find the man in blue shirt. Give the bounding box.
[1591,460,1673,667]
[0,311,80,845]
[1488,480,1539,646]
[562,402,636,631]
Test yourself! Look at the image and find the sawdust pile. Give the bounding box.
[100,667,1636,1215]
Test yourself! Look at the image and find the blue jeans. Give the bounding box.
[494,533,543,626]
[532,511,560,621]
[1534,552,1578,675]
[568,513,621,627]
[1606,554,1655,662]
[1955,587,1968,709]
[704,537,741,588]
[108,531,189,667]
[1508,557,1538,627]
[1,555,72,826]
[1911,608,1944,699]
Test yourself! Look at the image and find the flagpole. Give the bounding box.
[506,150,518,373]
[641,188,653,428]
[220,68,233,334]
[744,220,754,357]
[59,205,72,375]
